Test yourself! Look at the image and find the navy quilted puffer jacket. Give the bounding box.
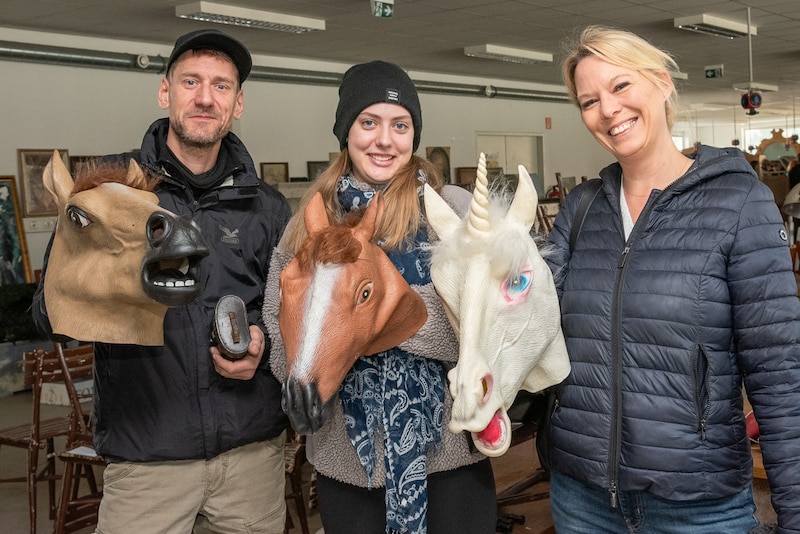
[545,145,800,531]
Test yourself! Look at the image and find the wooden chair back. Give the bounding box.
[535,205,554,235]
[0,345,92,534]
[555,173,577,208]
[51,342,103,534]
[52,344,94,448]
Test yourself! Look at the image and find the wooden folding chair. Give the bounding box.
[535,204,555,235]
[284,429,309,534]
[0,347,75,534]
[52,342,104,534]
[555,173,577,208]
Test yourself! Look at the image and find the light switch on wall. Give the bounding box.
[23,217,56,233]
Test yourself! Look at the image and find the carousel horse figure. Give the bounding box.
[278,191,428,434]
[42,150,210,346]
[423,153,570,457]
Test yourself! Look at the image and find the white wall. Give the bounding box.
[0,28,612,276]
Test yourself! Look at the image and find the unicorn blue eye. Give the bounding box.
[503,270,532,301]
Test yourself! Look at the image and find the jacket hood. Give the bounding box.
[598,145,757,201]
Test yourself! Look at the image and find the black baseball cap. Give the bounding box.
[166,29,252,84]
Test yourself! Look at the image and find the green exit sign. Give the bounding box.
[372,1,394,18]
[705,65,723,79]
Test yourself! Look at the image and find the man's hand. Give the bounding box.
[211,325,265,380]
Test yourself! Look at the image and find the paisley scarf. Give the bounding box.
[337,173,446,534]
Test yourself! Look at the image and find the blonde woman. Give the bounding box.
[543,26,800,533]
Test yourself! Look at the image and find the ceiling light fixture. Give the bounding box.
[674,13,755,39]
[175,2,325,33]
[464,44,552,65]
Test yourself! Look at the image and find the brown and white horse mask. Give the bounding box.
[423,153,570,457]
[42,151,209,346]
[279,192,427,434]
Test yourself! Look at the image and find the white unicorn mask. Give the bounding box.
[423,153,570,457]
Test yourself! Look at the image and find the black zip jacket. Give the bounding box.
[33,118,292,462]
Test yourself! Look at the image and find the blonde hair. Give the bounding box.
[282,150,444,254]
[561,25,681,129]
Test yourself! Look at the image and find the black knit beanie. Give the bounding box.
[333,61,422,152]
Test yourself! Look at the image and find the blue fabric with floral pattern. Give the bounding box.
[337,173,446,534]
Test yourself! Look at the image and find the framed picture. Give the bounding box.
[456,166,477,186]
[260,162,289,186]
[0,176,32,285]
[17,149,69,217]
[307,161,329,181]
[426,146,451,182]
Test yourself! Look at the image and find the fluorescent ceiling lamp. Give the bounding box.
[175,2,325,33]
[464,44,552,65]
[674,14,755,39]
[732,82,779,92]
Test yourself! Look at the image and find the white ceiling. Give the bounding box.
[3,0,800,127]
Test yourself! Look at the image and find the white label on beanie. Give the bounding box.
[386,89,400,102]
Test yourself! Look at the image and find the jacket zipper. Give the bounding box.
[692,346,710,440]
[606,171,693,507]
[607,186,669,508]
[609,250,625,508]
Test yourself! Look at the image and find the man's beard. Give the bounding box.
[171,116,228,149]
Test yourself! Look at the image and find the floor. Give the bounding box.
[0,388,553,534]
[0,386,778,534]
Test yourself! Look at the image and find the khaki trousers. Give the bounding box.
[94,434,286,534]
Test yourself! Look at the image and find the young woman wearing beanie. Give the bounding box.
[262,60,497,534]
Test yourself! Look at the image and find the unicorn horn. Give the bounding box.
[467,152,491,236]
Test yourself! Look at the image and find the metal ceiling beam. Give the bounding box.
[0,40,569,103]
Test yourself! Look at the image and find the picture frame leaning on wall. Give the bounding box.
[17,149,69,217]
[0,176,32,285]
[260,162,289,187]
[307,161,329,182]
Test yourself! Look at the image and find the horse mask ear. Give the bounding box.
[42,150,74,209]
[304,192,330,235]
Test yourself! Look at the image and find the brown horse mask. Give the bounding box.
[279,192,427,434]
[42,151,210,346]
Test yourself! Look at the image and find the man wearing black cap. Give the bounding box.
[33,29,291,533]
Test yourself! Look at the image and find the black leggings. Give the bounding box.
[316,459,497,534]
